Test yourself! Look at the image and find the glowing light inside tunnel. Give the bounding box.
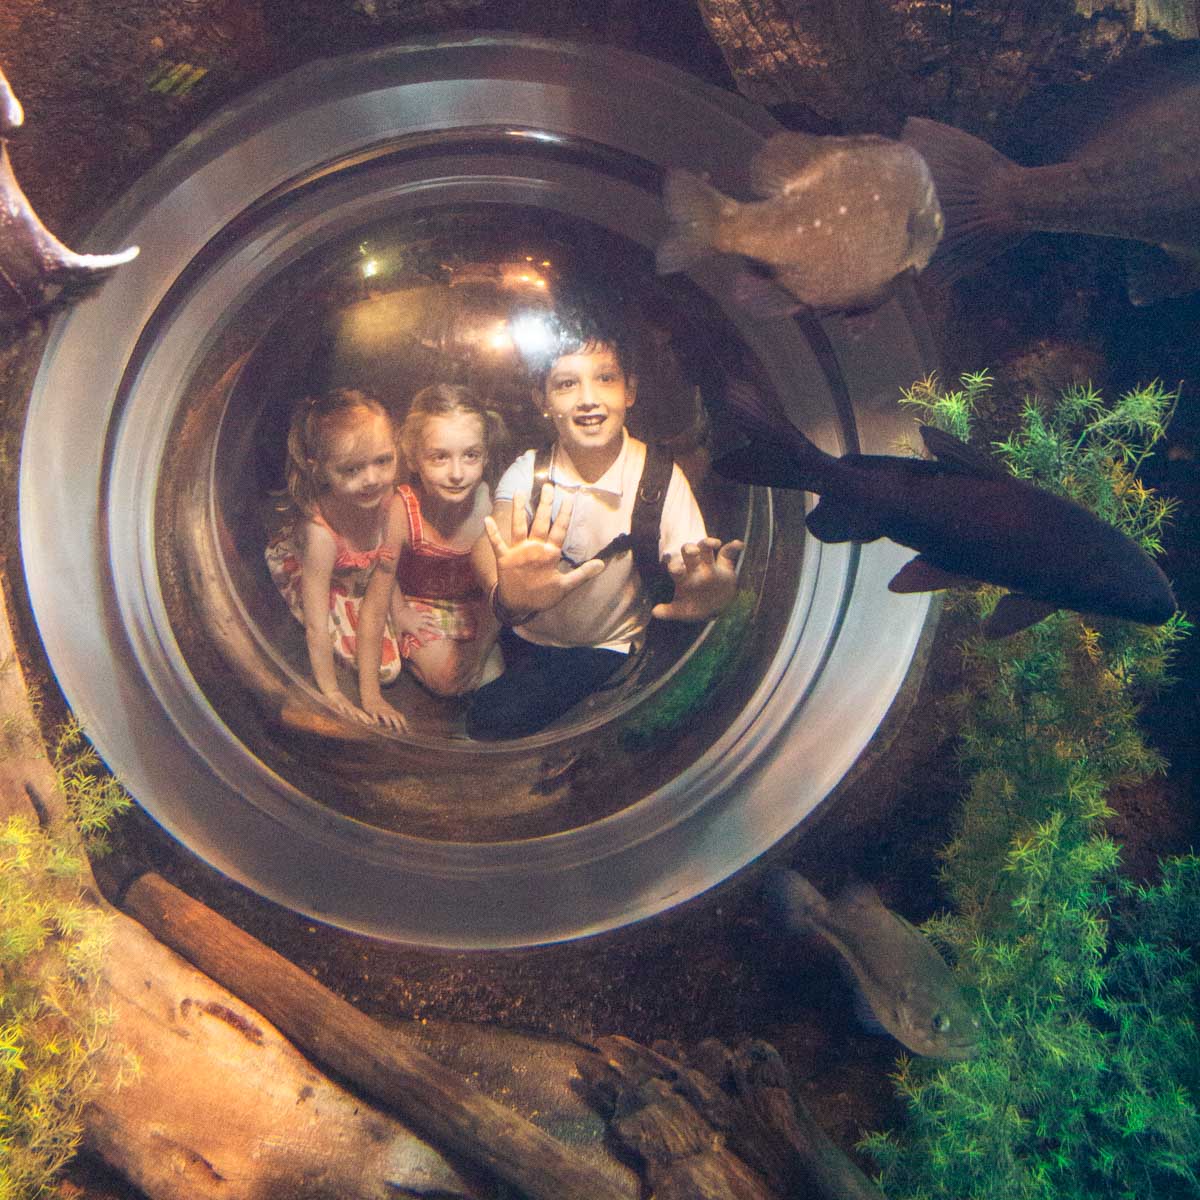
[509,311,555,359]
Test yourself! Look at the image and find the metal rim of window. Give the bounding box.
[19,36,936,948]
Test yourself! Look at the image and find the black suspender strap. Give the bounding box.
[629,442,676,606]
[530,441,677,605]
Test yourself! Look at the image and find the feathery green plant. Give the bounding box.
[1,711,136,1199]
[860,374,1198,1200]
[621,587,757,749]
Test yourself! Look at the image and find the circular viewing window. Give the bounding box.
[21,37,935,946]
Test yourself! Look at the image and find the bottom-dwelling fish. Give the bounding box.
[713,381,1177,638]
[763,868,981,1061]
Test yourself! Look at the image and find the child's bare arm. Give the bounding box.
[298,523,366,721]
[357,503,410,732]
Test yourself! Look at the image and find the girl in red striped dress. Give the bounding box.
[356,384,506,732]
[265,387,406,722]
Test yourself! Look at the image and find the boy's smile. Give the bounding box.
[541,344,636,481]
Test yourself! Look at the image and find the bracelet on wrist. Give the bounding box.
[490,583,535,628]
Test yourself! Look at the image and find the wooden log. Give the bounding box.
[695,0,1187,132]
[88,910,483,1200]
[0,580,486,1199]
[577,1034,780,1200]
[122,870,635,1200]
[730,1039,887,1200]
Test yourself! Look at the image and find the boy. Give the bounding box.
[466,309,742,740]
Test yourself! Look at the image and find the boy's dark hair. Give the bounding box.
[521,294,639,388]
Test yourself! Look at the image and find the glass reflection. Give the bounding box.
[157,205,794,841]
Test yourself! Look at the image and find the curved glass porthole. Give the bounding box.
[20,37,936,946]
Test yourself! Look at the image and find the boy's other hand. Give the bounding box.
[485,484,605,615]
[652,537,744,622]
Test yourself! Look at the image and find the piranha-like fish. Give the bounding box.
[763,869,981,1060]
[902,42,1200,304]
[0,63,138,324]
[714,380,1176,638]
[656,129,944,315]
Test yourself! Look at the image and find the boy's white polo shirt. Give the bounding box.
[494,430,708,653]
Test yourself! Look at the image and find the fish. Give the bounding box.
[1,141,139,321]
[902,42,1200,304]
[656,129,943,315]
[1,62,139,326]
[713,379,1177,638]
[0,65,23,131]
[763,869,982,1060]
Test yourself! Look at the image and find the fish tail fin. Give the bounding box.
[762,868,829,932]
[714,378,835,492]
[901,117,1025,286]
[656,169,731,274]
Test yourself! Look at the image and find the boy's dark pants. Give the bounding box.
[465,628,625,740]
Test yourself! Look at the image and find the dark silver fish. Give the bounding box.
[656,130,943,315]
[714,381,1176,638]
[764,869,981,1060]
[902,43,1200,304]
[0,141,139,319]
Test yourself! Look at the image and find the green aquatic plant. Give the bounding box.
[620,586,757,750]
[859,375,1198,1199]
[0,714,136,1199]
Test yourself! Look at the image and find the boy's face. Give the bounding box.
[540,343,636,477]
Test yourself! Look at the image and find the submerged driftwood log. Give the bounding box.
[0,581,632,1200]
[87,911,482,1200]
[695,0,1198,131]
[122,870,636,1200]
[577,1034,886,1200]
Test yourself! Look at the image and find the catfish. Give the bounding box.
[764,869,981,1060]
[714,380,1176,638]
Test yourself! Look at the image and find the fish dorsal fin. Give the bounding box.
[982,593,1059,639]
[919,425,1007,478]
[750,130,837,198]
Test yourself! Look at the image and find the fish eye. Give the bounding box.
[932,1012,951,1033]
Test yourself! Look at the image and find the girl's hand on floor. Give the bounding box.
[361,695,409,733]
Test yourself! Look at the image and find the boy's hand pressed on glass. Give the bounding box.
[485,484,606,615]
[653,536,744,622]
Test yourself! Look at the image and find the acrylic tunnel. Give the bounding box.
[19,36,937,947]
